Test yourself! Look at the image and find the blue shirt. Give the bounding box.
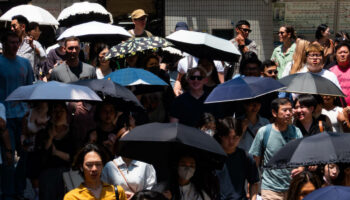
[249,124,302,192]
[0,55,34,118]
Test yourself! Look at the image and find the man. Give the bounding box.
[249,98,303,200]
[261,60,278,79]
[128,9,153,37]
[0,31,34,200]
[231,20,258,55]
[50,37,96,83]
[11,15,46,79]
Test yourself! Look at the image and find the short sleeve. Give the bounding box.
[145,164,157,190]
[33,40,46,58]
[270,48,278,62]
[177,57,187,74]
[248,40,258,55]
[249,126,266,157]
[117,185,127,200]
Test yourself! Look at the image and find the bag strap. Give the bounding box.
[319,120,324,132]
[113,160,136,193]
[263,124,272,149]
[114,185,119,200]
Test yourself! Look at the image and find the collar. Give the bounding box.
[115,156,139,167]
[77,182,110,193]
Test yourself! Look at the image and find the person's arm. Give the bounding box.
[52,144,70,161]
[218,72,224,83]
[174,73,184,96]
[249,182,258,200]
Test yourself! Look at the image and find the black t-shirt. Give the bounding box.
[226,148,260,200]
[169,91,219,127]
[295,117,332,137]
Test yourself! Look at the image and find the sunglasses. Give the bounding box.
[240,28,252,33]
[267,70,278,74]
[67,46,79,50]
[278,31,286,35]
[189,75,203,81]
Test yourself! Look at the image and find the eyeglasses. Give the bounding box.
[267,70,278,74]
[189,75,203,81]
[307,54,322,58]
[240,28,252,33]
[278,31,286,35]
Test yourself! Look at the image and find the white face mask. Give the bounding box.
[178,166,195,180]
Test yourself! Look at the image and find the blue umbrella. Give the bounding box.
[304,186,350,200]
[105,68,168,86]
[205,76,285,104]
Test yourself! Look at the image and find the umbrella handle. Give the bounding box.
[116,60,120,70]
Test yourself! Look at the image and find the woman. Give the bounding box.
[286,171,321,200]
[282,39,310,77]
[197,112,216,137]
[322,163,340,186]
[293,94,332,136]
[64,144,126,200]
[321,95,343,132]
[313,24,334,58]
[96,44,114,79]
[271,25,297,78]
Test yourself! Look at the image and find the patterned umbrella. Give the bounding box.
[105,36,172,60]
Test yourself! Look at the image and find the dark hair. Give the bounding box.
[335,31,350,40]
[335,41,350,53]
[235,20,250,28]
[197,112,216,129]
[281,25,297,40]
[214,117,242,144]
[64,37,80,47]
[271,98,291,114]
[239,52,262,74]
[94,43,109,66]
[94,101,117,123]
[295,94,317,109]
[72,144,107,177]
[286,171,322,200]
[142,54,159,69]
[260,60,277,72]
[131,190,168,200]
[1,31,19,44]
[315,24,329,40]
[27,22,39,32]
[12,15,29,31]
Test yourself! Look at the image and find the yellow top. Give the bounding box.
[63,182,126,200]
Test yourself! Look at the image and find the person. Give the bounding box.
[169,67,219,127]
[321,95,343,132]
[249,98,303,200]
[27,22,46,80]
[239,52,262,77]
[285,171,321,200]
[11,15,46,78]
[230,20,258,55]
[196,113,216,137]
[50,37,96,83]
[330,42,350,105]
[260,60,278,79]
[293,94,332,137]
[322,163,340,186]
[128,9,153,37]
[282,39,310,77]
[96,44,114,79]
[299,43,341,89]
[63,144,127,200]
[313,24,334,58]
[238,99,269,152]
[101,155,157,199]
[214,117,260,200]
[271,25,297,78]
[0,31,34,199]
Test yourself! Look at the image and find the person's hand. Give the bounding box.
[125,191,134,200]
[25,36,34,48]
[291,166,305,178]
[235,34,246,46]
[163,190,172,200]
[308,165,318,171]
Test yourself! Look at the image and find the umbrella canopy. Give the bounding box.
[279,72,345,97]
[304,186,350,200]
[119,122,227,169]
[57,21,131,44]
[166,30,241,62]
[57,1,113,27]
[105,36,172,60]
[72,79,144,111]
[205,76,285,104]
[266,132,350,169]
[0,4,59,26]
[6,81,101,102]
[105,68,168,86]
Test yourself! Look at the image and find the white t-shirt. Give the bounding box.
[177,54,225,74]
[322,107,344,133]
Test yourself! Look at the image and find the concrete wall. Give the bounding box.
[164,0,274,60]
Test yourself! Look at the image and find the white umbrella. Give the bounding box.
[57,21,131,43]
[0,4,59,26]
[6,81,102,102]
[57,1,113,27]
[166,30,241,62]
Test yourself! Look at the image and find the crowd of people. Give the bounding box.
[1,6,350,200]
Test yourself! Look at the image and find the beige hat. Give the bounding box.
[131,9,148,19]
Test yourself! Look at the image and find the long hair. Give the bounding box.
[290,39,310,74]
[315,24,328,40]
[286,171,321,200]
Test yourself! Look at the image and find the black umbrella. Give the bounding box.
[72,79,144,112]
[266,132,350,169]
[119,122,227,169]
[279,72,345,97]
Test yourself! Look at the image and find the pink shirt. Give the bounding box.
[330,65,350,105]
